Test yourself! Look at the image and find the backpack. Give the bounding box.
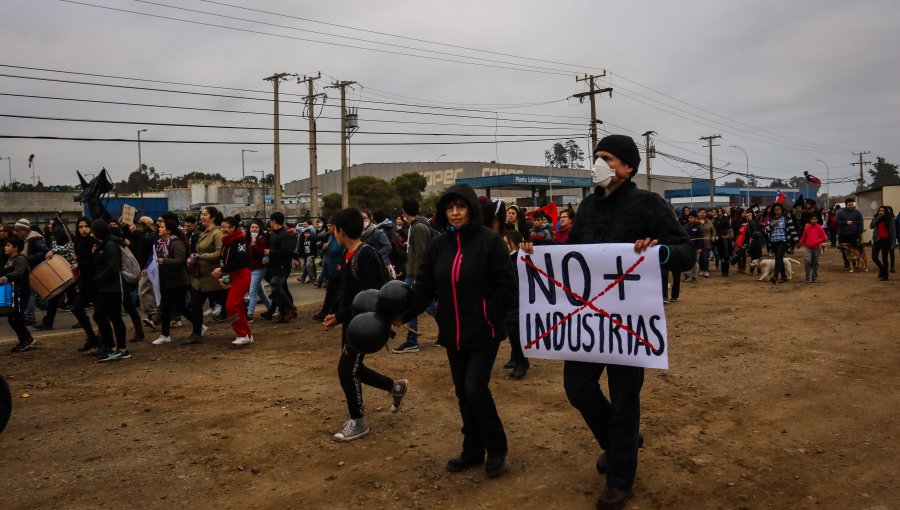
[411,218,440,239]
[380,225,408,270]
[350,243,390,286]
[120,246,141,284]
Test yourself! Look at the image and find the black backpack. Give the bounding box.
[379,224,407,270]
[411,218,440,239]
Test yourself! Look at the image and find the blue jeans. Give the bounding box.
[404,275,436,346]
[246,268,272,316]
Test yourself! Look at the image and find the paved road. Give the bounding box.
[0,276,328,347]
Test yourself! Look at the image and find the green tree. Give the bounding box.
[544,142,569,168]
[723,178,747,188]
[321,193,343,218]
[769,178,788,188]
[419,190,443,217]
[564,139,586,169]
[391,172,428,203]
[868,157,900,188]
[349,176,401,213]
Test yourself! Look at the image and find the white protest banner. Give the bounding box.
[517,243,668,369]
[145,256,162,306]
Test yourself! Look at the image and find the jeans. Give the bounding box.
[872,239,891,278]
[301,256,317,282]
[246,268,272,317]
[803,248,821,282]
[698,248,710,273]
[24,291,36,323]
[446,344,507,458]
[338,331,394,419]
[564,360,644,491]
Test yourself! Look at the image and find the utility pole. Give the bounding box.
[573,73,612,151]
[263,72,296,214]
[851,151,871,191]
[642,131,656,193]
[327,78,357,207]
[299,72,324,218]
[700,135,722,208]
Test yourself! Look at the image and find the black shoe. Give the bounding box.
[596,486,633,510]
[71,323,82,329]
[446,453,484,472]
[33,323,53,331]
[485,453,507,478]
[503,359,515,370]
[596,451,608,474]
[312,312,325,322]
[77,339,99,353]
[510,365,528,380]
[260,310,275,321]
[213,312,228,323]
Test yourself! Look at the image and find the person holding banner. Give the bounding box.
[398,183,516,478]
[564,134,694,510]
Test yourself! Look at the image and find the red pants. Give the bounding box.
[226,268,252,338]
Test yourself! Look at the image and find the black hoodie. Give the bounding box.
[403,184,516,350]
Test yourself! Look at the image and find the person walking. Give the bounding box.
[796,214,828,283]
[262,212,296,323]
[214,215,254,345]
[870,205,896,281]
[713,208,733,277]
[70,217,101,352]
[399,183,517,479]
[150,219,195,345]
[184,207,223,344]
[391,198,433,354]
[835,198,864,270]
[766,203,799,284]
[312,220,344,322]
[1,238,36,352]
[245,220,272,322]
[90,219,131,362]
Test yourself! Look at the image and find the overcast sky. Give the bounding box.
[2,0,898,198]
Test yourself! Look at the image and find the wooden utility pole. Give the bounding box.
[700,135,722,208]
[851,151,871,191]
[327,79,357,207]
[299,73,324,218]
[573,73,612,150]
[642,131,656,193]
[263,72,295,213]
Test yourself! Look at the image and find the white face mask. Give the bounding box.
[363,220,370,228]
[591,158,615,188]
[251,232,258,238]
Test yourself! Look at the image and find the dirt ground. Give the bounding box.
[1,248,897,510]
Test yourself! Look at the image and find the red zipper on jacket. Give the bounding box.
[482,298,495,338]
[451,232,463,350]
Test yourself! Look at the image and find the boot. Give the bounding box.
[130,318,145,342]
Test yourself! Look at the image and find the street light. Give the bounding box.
[241,149,257,180]
[730,145,750,207]
[815,159,830,207]
[137,129,148,216]
[687,167,706,209]
[253,170,267,218]
[0,156,10,186]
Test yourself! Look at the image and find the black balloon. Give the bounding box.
[352,288,380,316]
[347,312,391,354]
[376,280,411,317]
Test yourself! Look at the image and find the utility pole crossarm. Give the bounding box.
[642,131,656,193]
[573,72,610,151]
[326,79,358,208]
[700,135,722,208]
[851,151,872,191]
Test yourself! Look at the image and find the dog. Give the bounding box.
[839,243,869,273]
[749,257,802,281]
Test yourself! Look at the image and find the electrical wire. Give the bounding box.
[0,134,585,146]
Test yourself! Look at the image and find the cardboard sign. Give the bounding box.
[517,244,669,369]
[121,204,136,226]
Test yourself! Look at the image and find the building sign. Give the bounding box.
[420,168,464,187]
[514,175,564,185]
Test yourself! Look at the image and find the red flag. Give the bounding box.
[525,201,559,227]
[28,154,34,168]
[775,189,786,204]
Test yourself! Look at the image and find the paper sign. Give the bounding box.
[121,204,136,226]
[517,244,669,369]
[146,256,161,306]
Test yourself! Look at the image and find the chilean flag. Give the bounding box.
[804,171,822,184]
[775,189,787,204]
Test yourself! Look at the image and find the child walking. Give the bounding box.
[796,215,828,283]
[1,238,36,352]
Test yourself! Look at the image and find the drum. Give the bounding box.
[0,283,15,316]
[29,256,75,300]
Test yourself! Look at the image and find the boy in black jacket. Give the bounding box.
[1,237,36,352]
[323,208,408,442]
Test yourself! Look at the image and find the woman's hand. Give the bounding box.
[211,267,222,278]
[323,314,337,329]
[634,238,658,253]
[520,241,534,255]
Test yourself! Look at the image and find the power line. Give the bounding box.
[0,134,585,146]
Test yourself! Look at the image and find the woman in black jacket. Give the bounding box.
[91,219,130,362]
[400,183,517,478]
[150,219,194,345]
[71,217,100,352]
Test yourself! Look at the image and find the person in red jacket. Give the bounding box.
[796,214,828,283]
[213,216,253,346]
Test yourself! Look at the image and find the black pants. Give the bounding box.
[748,238,763,263]
[122,287,141,331]
[716,237,732,276]
[446,344,507,458]
[189,288,226,335]
[662,269,680,300]
[94,291,126,350]
[71,285,98,345]
[268,271,293,314]
[507,318,529,369]
[872,239,891,278]
[564,360,644,491]
[337,332,393,419]
[772,241,789,280]
[160,287,193,337]
[41,283,76,327]
[5,297,31,344]
[318,275,341,316]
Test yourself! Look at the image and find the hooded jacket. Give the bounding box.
[23,230,48,269]
[221,229,249,274]
[360,222,392,263]
[92,234,125,294]
[156,236,190,290]
[403,183,516,350]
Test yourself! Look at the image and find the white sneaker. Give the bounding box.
[151,335,171,345]
[333,418,369,442]
[232,336,254,346]
[201,324,209,336]
[203,307,214,317]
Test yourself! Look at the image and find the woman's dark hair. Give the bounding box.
[251,219,267,233]
[221,214,241,228]
[480,197,506,235]
[771,203,784,215]
[203,206,223,226]
[75,216,91,238]
[5,237,24,252]
[162,218,189,249]
[505,229,524,247]
[331,208,364,239]
[91,219,109,239]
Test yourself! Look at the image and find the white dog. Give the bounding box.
[749,258,801,281]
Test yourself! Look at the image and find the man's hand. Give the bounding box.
[211,267,222,278]
[323,314,337,329]
[520,241,534,255]
[634,238,658,253]
[45,252,54,260]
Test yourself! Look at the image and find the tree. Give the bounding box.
[723,178,747,188]
[769,178,788,188]
[564,139,586,169]
[544,142,568,168]
[321,193,343,218]
[348,176,401,213]
[419,190,443,217]
[390,172,428,203]
[868,157,900,188]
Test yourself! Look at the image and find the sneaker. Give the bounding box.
[201,324,209,336]
[152,335,172,345]
[142,317,157,330]
[669,298,678,303]
[391,342,419,354]
[702,272,710,278]
[33,322,53,331]
[170,320,183,328]
[232,336,254,346]
[77,339,99,352]
[11,338,36,352]
[181,333,203,345]
[247,316,254,324]
[311,312,325,322]
[596,487,633,510]
[390,379,408,413]
[213,312,228,323]
[118,349,131,359]
[96,350,123,362]
[333,418,369,442]
[204,304,222,317]
[260,310,275,321]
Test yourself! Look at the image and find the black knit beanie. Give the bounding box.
[594,134,641,176]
